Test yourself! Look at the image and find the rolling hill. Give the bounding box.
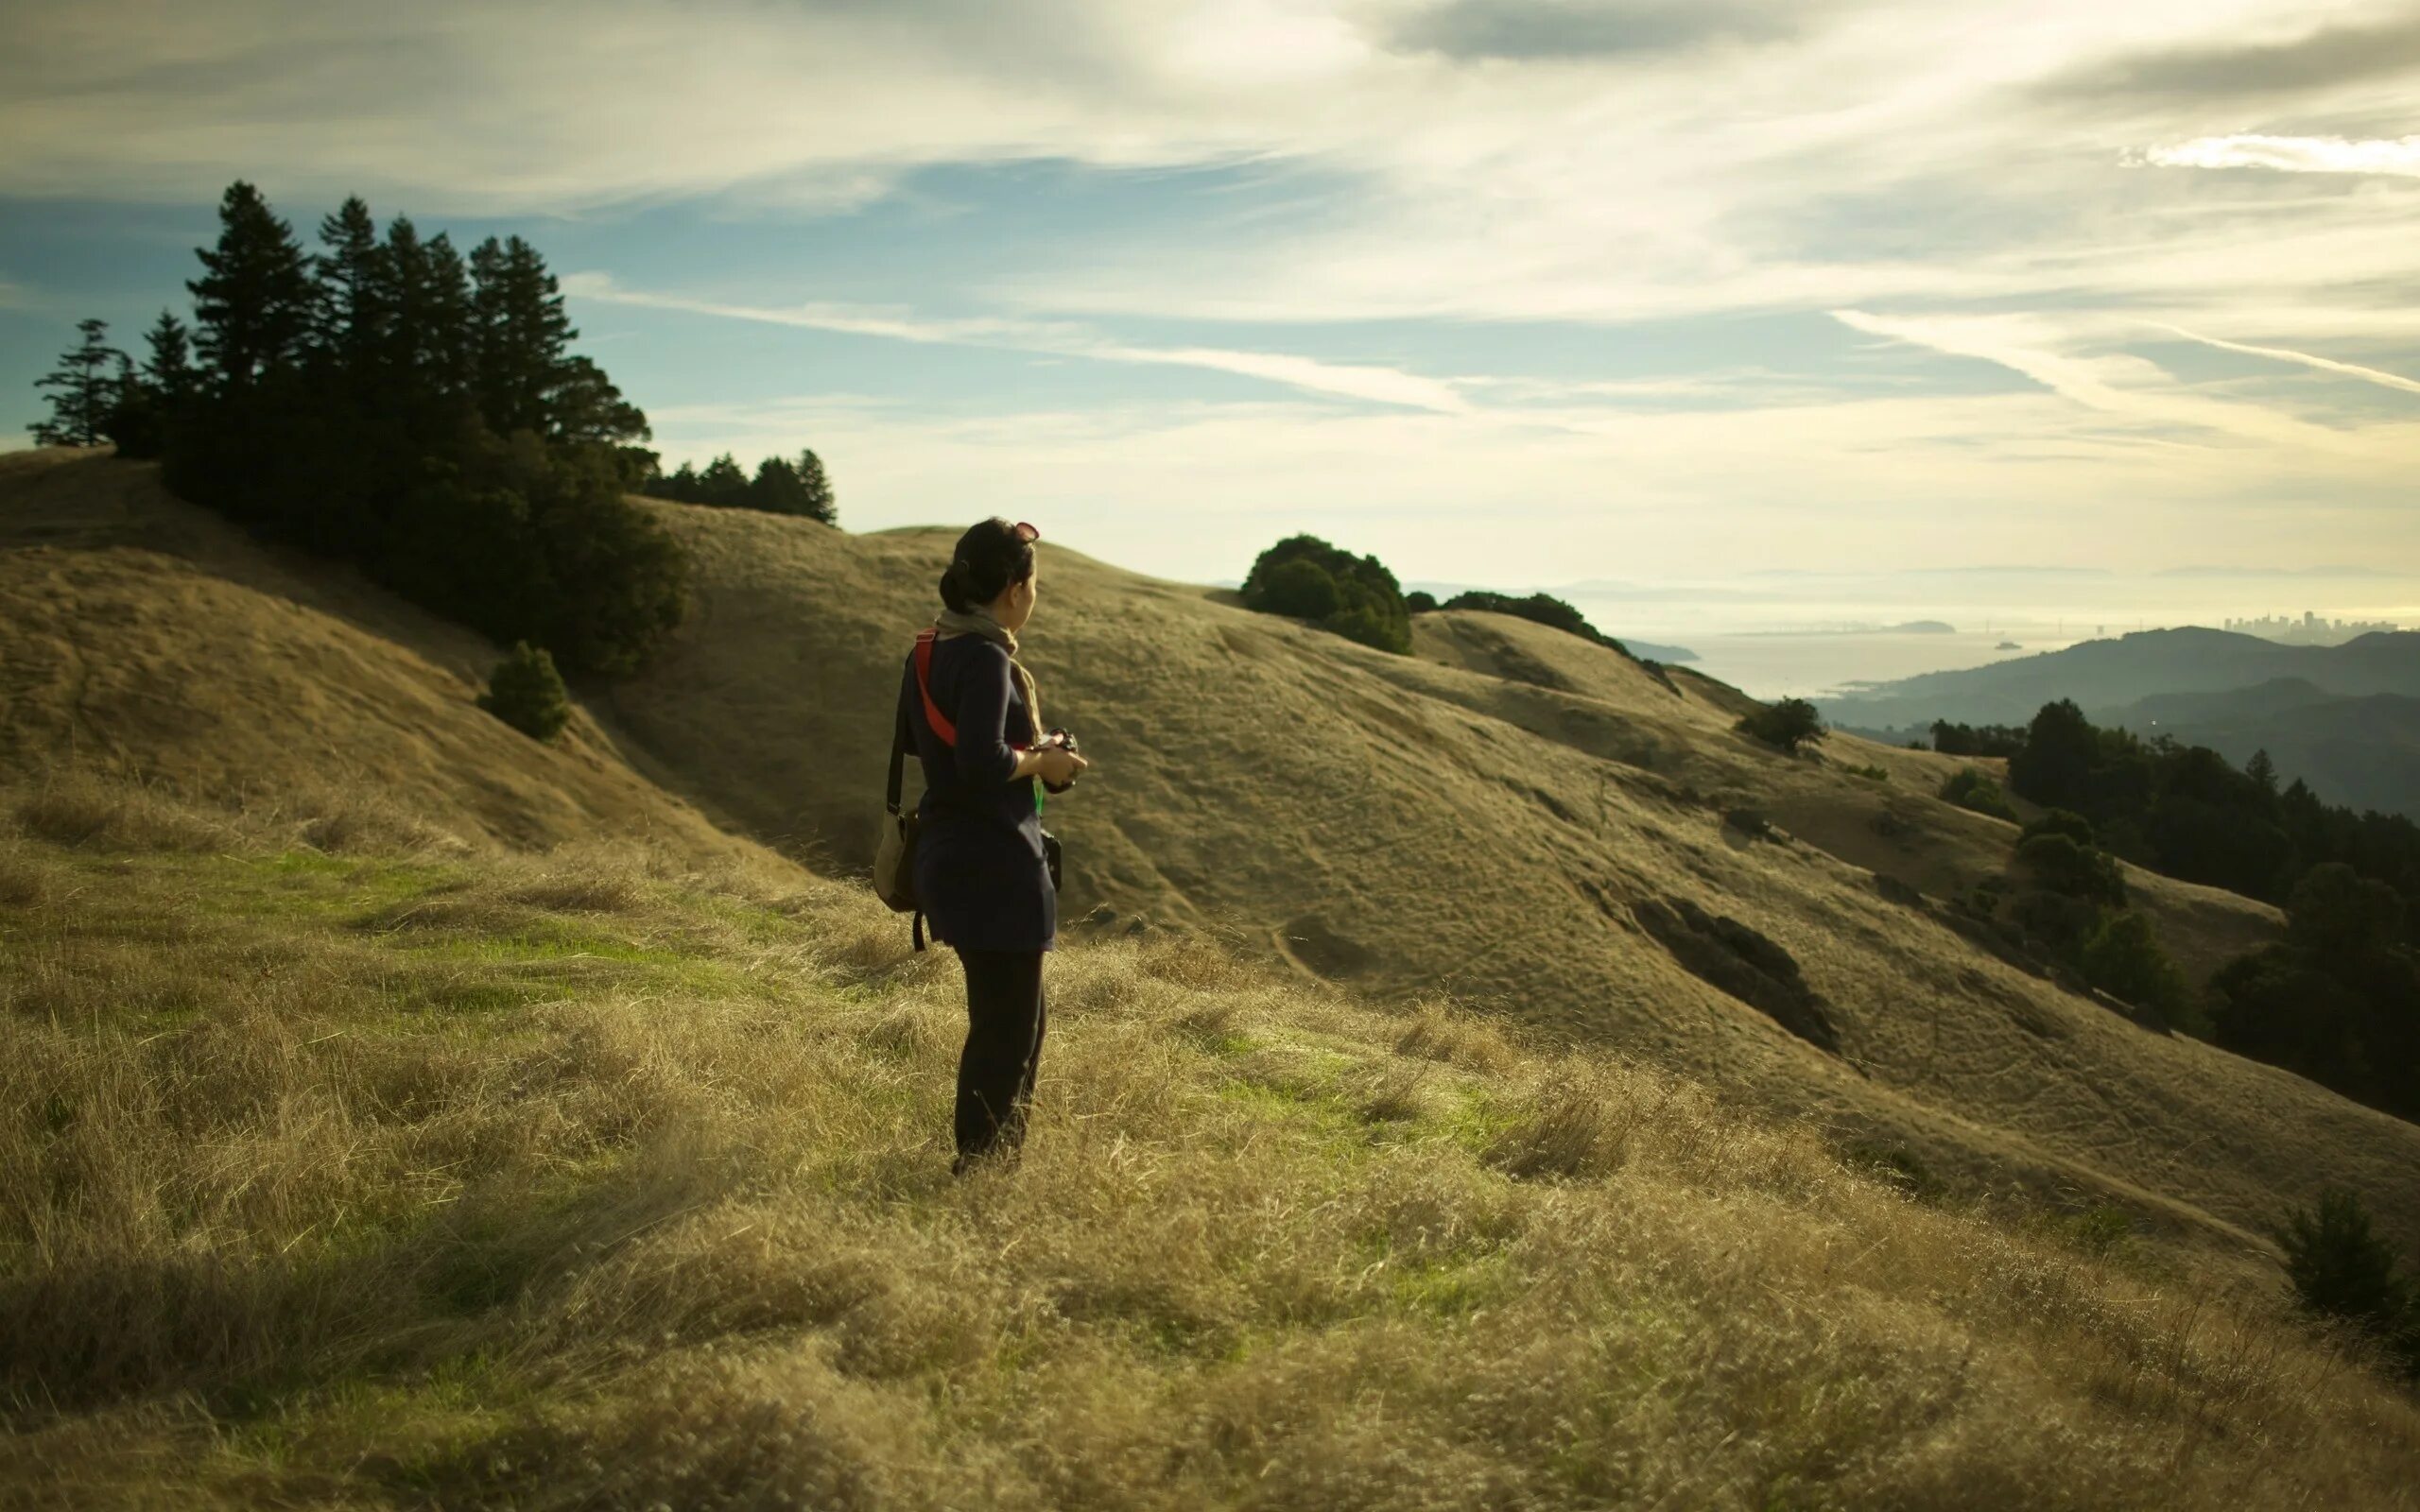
[6,449,2417,1276]
[593,481,2417,1267]
[0,448,755,866]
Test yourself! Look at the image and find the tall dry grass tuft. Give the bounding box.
[10,775,235,853]
[1485,1058,1644,1180]
[3,776,2417,1510]
[1394,999,1518,1073]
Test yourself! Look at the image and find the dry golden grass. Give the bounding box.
[587,476,2420,1266]
[10,453,2420,1279]
[3,781,2415,1510]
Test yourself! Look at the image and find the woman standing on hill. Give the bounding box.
[896,518,1089,1174]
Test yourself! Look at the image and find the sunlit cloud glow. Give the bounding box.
[2145,134,2420,178]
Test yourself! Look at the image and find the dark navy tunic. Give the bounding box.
[896,635,1056,953]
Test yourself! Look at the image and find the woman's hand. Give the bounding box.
[1033,746,1089,788]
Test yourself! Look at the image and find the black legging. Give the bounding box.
[953,948,1046,1168]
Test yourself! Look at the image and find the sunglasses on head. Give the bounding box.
[1011,521,1040,543]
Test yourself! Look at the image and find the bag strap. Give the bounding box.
[885,706,908,816]
[913,630,957,746]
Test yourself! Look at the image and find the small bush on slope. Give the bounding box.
[2278,1188,2420,1380]
[1941,766,2017,821]
[479,641,572,741]
[2,781,2417,1510]
[1737,696,1825,755]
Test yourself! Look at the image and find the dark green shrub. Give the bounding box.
[1438,589,1625,652]
[1404,590,1438,613]
[1256,557,1342,621]
[1840,763,1890,782]
[2277,1189,2419,1379]
[2287,863,2407,957]
[2079,910,2188,1022]
[479,642,571,741]
[2008,886,2100,955]
[1737,697,1824,755]
[2021,809,2095,847]
[2015,833,2127,905]
[1940,767,2016,821]
[1241,535,1411,654]
[1929,719,2026,757]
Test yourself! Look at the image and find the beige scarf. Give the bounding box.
[933,608,1042,735]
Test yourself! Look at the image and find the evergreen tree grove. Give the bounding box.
[35,180,693,679]
[642,449,835,522]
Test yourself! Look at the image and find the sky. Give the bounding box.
[3,0,2417,600]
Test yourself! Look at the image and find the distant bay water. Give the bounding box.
[1646,627,2087,703]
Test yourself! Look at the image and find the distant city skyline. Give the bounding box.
[5,0,2417,591]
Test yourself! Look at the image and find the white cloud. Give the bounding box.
[9,0,2419,572]
[2149,322,2420,396]
[2145,133,2420,177]
[1830,309,2368,452]
[562,272,1472,412]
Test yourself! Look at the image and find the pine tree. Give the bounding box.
[422,232,476,404]
[2248,748,2280,797]
[658,461,701,502]
[746,455,808,513]
[794,447,837,524]
[471,234,576,437]
[99,352,161,457]
[551,354,648,450]
[375,215,433,392]
[28,318,124,446]
[143,311,198,406]
[187,180,312,396]
[697,453,749,507]
[314,196,387,367]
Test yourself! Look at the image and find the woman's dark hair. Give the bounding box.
[939,517,1037,613]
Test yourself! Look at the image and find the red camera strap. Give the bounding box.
[912,630,957,746]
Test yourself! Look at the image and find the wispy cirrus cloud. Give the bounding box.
[562,273,1473,413]
[2145,133,2420,177]
[1830,309,2366,452]
[2149,322,2420,396]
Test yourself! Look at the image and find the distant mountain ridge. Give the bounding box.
[1825,627,2420,729]
[1828,628,2420,818]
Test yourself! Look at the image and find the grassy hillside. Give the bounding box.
[595,490,2418,1266]
[6,779,2418,1510]
[0,449,752,865]
[5,453,2417,1263]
